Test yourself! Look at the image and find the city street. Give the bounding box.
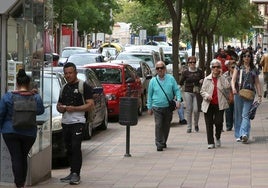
[31,96,268,188]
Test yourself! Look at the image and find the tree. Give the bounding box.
[53,0,119,51]
[164,0,183,82]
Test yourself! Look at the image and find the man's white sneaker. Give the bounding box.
[208,144,215,149]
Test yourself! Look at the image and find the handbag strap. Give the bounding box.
[239,68,250,90]
[155,77,171,102]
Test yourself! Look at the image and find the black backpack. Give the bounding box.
[12,92,37,129]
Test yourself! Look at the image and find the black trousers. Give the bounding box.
[3,133,36,187]
[62,123,84,175]
[152,107,173,148]
[204,104,224,145]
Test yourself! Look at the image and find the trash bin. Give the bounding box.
[119,97,138,126]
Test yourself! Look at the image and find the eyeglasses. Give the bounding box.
[156,66,165,70]
[243,54,251,58]
[188,61,196,64]
[212,66,221,69]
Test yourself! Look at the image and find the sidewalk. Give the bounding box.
[4,98,268,188]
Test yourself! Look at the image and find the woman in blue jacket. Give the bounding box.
[0,69,44,188]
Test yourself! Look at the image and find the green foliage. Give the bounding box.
[53,0,119,35]
[114,0,169,36]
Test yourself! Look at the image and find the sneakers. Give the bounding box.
[70,173,81,185]
[61,173,80,185]
[216,139,221,147]
[242,135,248,143]
[60,173,72,183]
[208,144,215,149]
[236,137,242,142]
[179,119,187,125]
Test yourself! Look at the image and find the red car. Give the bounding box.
[84,62,143,118]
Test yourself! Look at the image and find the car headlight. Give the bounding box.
[106,94,117,100]
[52,116,62,131]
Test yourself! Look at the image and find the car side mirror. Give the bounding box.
[93,87,103,94]
[145,75,152,79]
[126,77,135,83]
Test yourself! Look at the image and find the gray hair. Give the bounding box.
[210,59,221,69]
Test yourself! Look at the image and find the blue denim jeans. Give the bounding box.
[225,103,234,130]
[234,94,253,139]
[177,102,185,120]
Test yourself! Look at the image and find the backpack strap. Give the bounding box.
[60,79,85,104]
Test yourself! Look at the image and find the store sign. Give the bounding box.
[0,0,19,14]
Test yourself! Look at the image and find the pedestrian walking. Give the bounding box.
[179,56,204,133]
[222,60,236,131]
[260,50,268,97]
[57,62,94,185]
[147,61,182,151]
[231,49,262,143]
[200,59,230,149]
[0,69,45,188]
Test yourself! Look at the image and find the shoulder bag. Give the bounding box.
[238,71,255,100]
[155,78,176,111]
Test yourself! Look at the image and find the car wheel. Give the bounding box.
[138,97,143,116]
[99,108,108,130]
[83,122,93,140]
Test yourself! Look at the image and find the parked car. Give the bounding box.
[162,47,188,75]
[58,47,87,66]
[67,53,100,66]
[83,62,143,118]
[111,60,152,110]
[116,49,161,75]
[41,67,108,161]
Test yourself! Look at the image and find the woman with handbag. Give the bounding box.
[200,59,230,149]
[179,56,204,133]
[231,49,262,143]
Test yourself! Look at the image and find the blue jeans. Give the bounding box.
[234,94,253,139]
[225,103,234,130]
[177,102,185,120]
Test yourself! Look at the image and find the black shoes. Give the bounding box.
[157,143,166,151]
[60,173,81,185]
[179,119,187,125]
[195,126,199,132]
[60,173,72,183]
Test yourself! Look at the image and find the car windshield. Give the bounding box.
[67,54,99,66]
[117,53,154,68]
[91,68,122,84]
[41,76,60,104]
[61,49,87,58]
